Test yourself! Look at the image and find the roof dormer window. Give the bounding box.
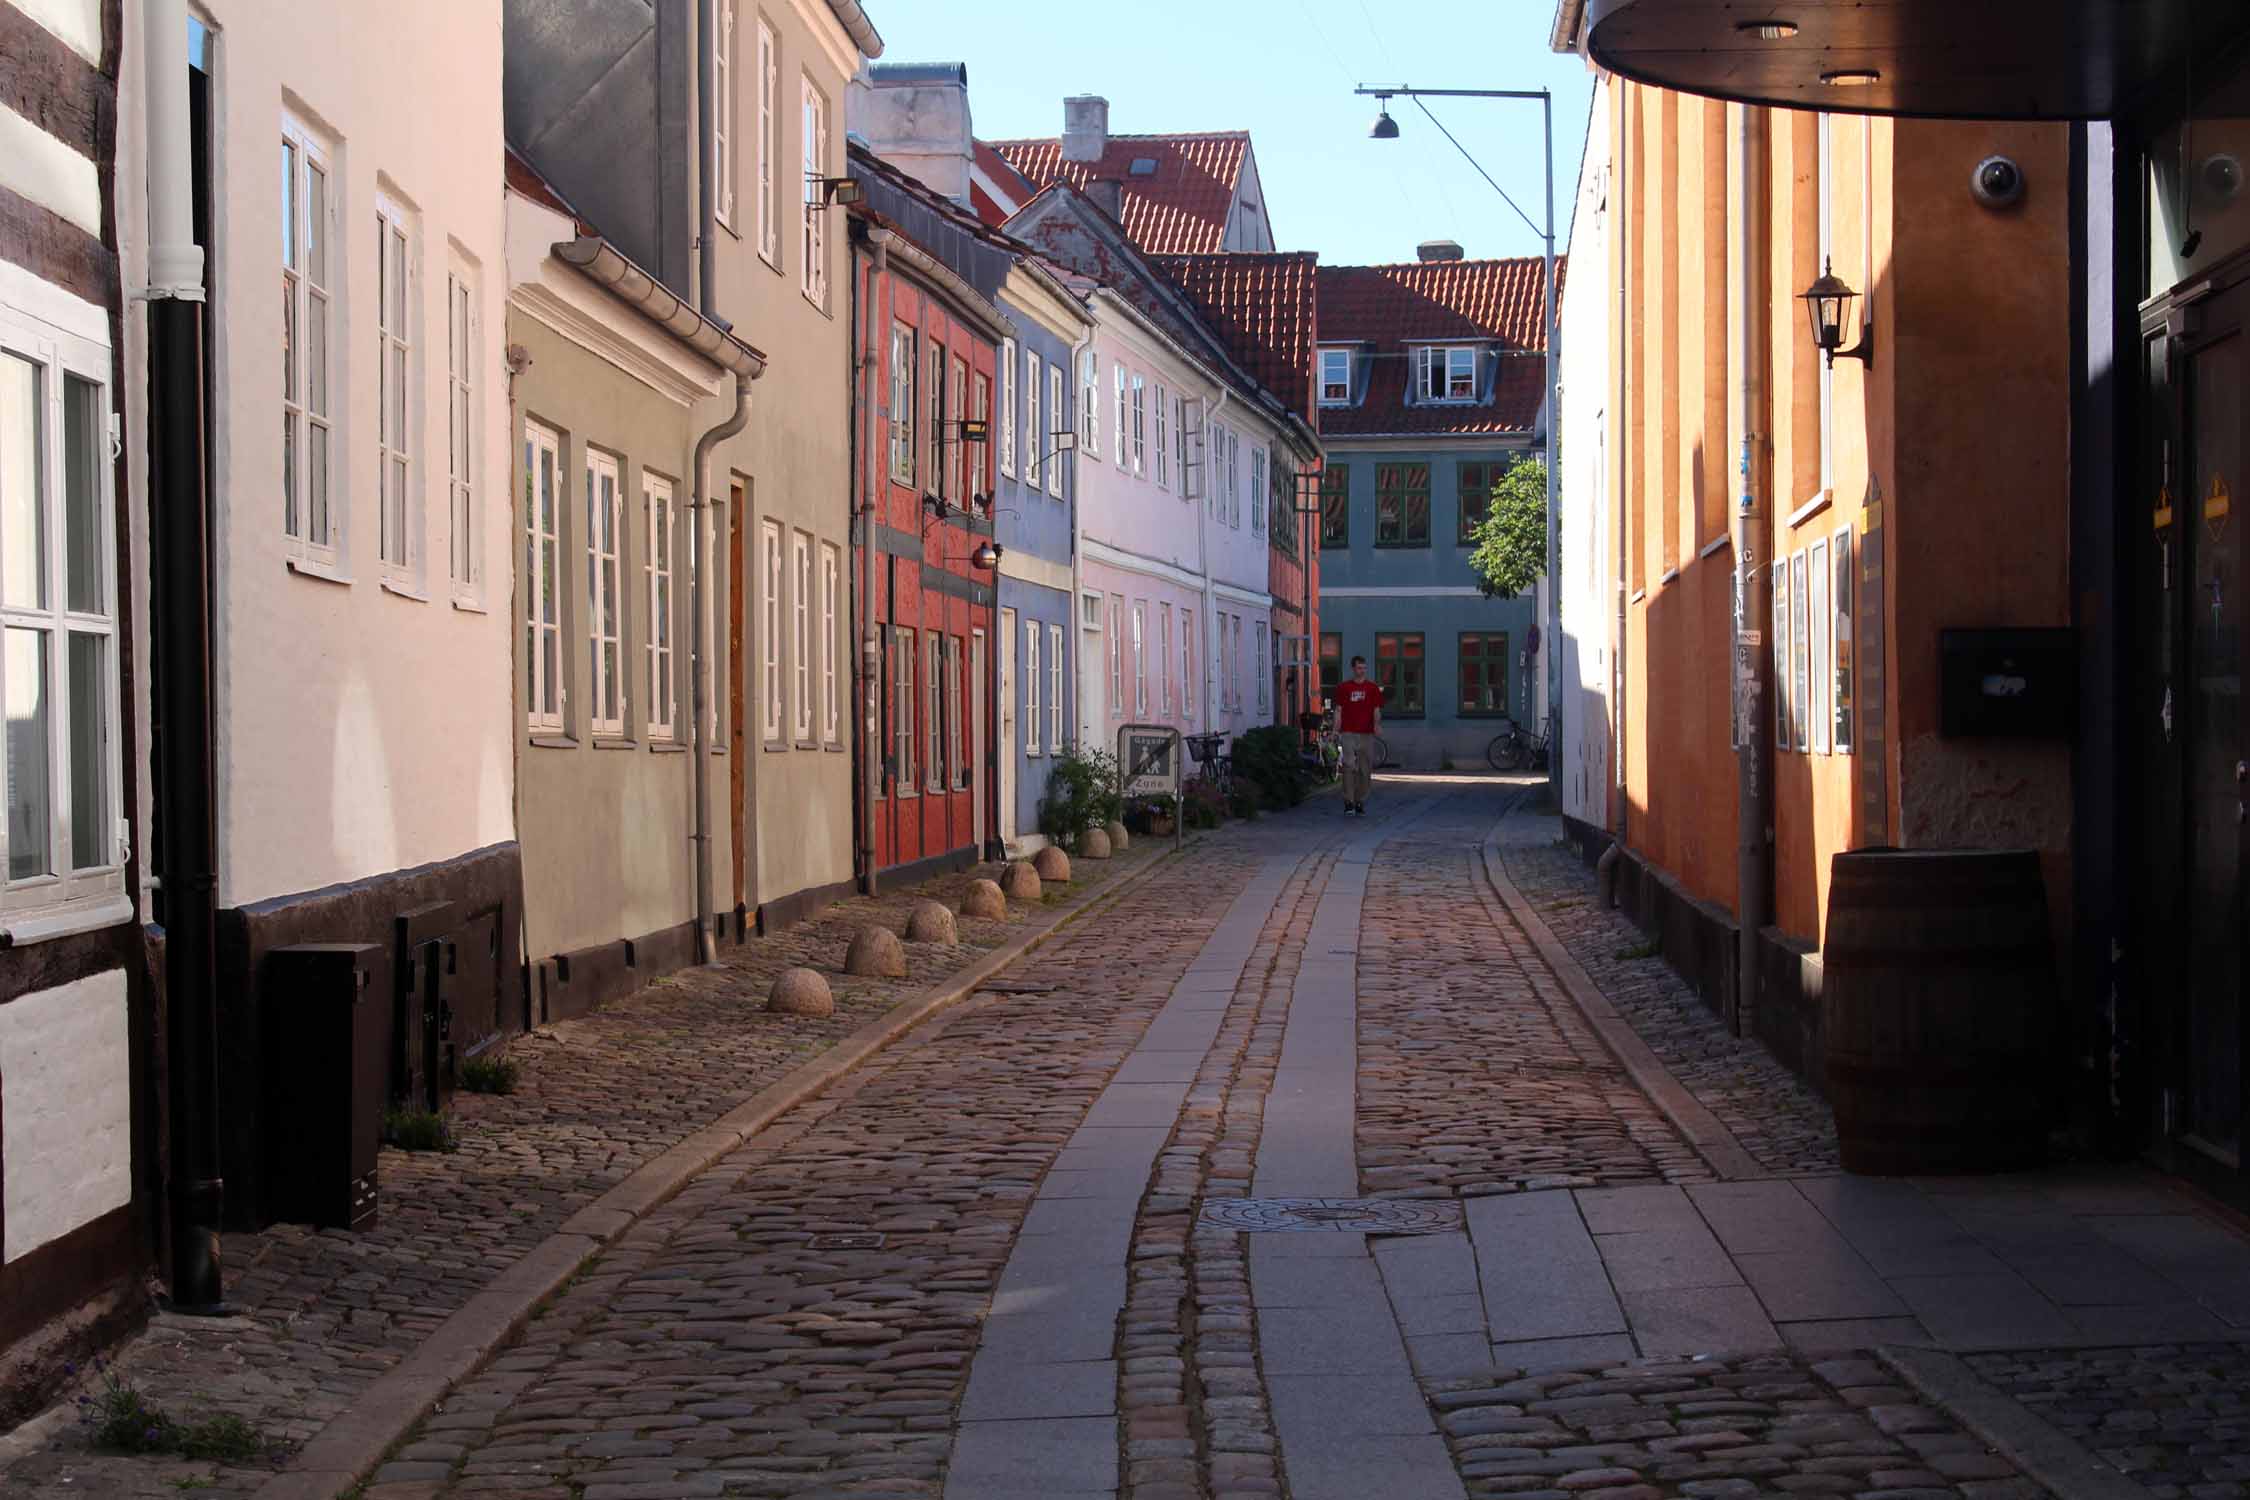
[1319,347,1353,406]
[1413,345,1480,404]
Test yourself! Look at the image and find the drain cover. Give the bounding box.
[807,1232,887,1250]
[1196,1197,1464,1236]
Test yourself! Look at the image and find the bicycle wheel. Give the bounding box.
[1372,737,1391,769]
[1487,732,1524,772]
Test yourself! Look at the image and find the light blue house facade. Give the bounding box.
[1314,254,1551,769]
[994,261,1093,850]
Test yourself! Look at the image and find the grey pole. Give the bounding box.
[1541,89,1559,798]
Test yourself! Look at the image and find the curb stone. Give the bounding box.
[1878,1345,2155,1500]
[250,840,1189,1500]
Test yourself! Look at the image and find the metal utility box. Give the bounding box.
[262,943,385,1230]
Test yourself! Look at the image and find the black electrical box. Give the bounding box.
[1939,628,2077,739]
[262,943,385,1230]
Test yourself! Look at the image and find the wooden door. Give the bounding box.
[729,482,748,913]
[998,609,1017,848]
[972,629,987,855]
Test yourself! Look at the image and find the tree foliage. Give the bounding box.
[1467,456,1549,600]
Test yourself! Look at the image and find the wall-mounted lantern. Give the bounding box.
[971,540,1002,571]
[1800,256,1874,368]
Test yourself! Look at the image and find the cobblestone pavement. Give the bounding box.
[1496,810,1840,1177]
[1964,1344,2250,1499]
[0,846,1163,1499]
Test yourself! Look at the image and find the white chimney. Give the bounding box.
[1063,95,1110,163]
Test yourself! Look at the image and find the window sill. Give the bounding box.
[1373,541,1433,550]
[823,741,847,754]
[1700,533,1733,559]
[895,785,919,800]
[1659,566,1681,586]
[649,740,688,754]
[1629,587,1648,604]
[763,738,789,753]
[529,734,578,750]
[452,594,491,615]
[380,578,431,603]
[593,737,637,751]
[1786,489,1833,530]
[718,218,741,241]
[1458,710,1515,720]
[794,737,818,751]
[801,289,832,319]
[761,248,782,276]
[286,555,352,587]
[0,891,135,946]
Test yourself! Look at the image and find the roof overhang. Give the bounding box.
[1579,0,2245,120]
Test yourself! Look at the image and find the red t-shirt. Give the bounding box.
[1335,679,1385,734]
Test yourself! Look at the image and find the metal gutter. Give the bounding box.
[872,224,1017,347]
[552,235,768,378]
[824,0,883,59]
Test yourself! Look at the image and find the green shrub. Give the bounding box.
[1038,744,1123,847]
[73,1360,275,1464]
[382,1106,457,1153]
[1226,777,1262,821]
[1181,779,1225,829]
[459,1054,519,1095]
[1229,725,1312,810]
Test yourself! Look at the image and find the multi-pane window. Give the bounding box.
[1154,383,1170,488]
[973,372,991,496]
[1250,448,1267,536]
[1319,347,1351,404]
[1413,345,1478,403]
[819,542,841,743]
[756,17,777,263]
[1080,351,1098,455]
[281,117,334,555]
[946,635,965,787]
[891,626,915,790]
[0,318,124,912]
[1256,622,1268,712]
[1224,429,1241,525]
[1458,461,1500,544]
[1158,604,1172,713]
[947,356,967,501]
[644,476,676,739]
[376,198,413,571]
[524,421,562,731]
[713,0,736,228]
[925,630,942,792]
[925,338,944,495]
[999,338,1017,478]
[1024,620,1041,755]
[1047,365,1065,498]
[1375,462,1431,546]
[888,323,915,485]
[1320,465,1349,546]
[1130,373,1146,476]
[1459,632,1509,716]
[1180,615,1194,716]
[446,269,477,592]
[1375,632,1425,717]
[1114,365,1128,466]
[1048,623,1063,751]
[1318,632,1342,700]
[1216,614,1230,712]
[1172,394,1187,501]
[1132,603,1147,714]
[760,519,783,742]
[792,531,812,741]
[585,450,624,735]
[800,76,829,304]
[1024,349,1042,488]
[1232,616,1245,714]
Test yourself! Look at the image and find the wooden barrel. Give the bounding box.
[1822,848,2051,1175]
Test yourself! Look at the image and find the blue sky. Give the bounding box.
[863,0,1596,268]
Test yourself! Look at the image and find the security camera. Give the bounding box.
[2203,153,2243,204]
[1971,155,2025,209]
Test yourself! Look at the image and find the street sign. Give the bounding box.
[1117,723,1185,853]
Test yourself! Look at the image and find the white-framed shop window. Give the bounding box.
[792,530,812,741]
[1047,622,1063,750]
[523,419,563,732]
[1047,363,1065,498]
[0,307,128,931]
[1256,621,1268,711]
[1109,597,1122,707]
[946,633,965,788]
[713,0,737,229]
[584,448,624,736]
[445,262,480,596]
[1132,602,1146,713]
[375,193,416,575]
[644,473,676,740]
[924,628,943,792]
[1025,620,1041,756]
[999,337,1017,477]
[1181,612,1194,715]
[761,517,783,742]
[281,113,338,561]
[1159,602,1172,713]
[892,626,916,792]
[819,541,841,744]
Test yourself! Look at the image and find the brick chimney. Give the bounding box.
[1063,95,1110,163]
[1417,239,1466,263]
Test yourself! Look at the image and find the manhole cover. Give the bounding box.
[807,1232,887,1250]
[1196,1197,1464,1236]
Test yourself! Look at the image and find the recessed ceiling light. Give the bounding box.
[1821,68,1880,87]
[1736,19,1799,39]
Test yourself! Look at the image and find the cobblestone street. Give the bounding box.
[14,778,2250,1500]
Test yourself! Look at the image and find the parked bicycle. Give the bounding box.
[1485,717,1549,773]
[1184,731,1232,798]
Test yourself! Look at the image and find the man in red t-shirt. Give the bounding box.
[1333,656,1385,816]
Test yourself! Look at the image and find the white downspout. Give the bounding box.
[1200,385,1231,735]
[1067,325,1092,747]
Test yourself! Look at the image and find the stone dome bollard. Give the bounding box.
[960,878,1007,919]
[1080,827,1113,860]
[843,925,907,978]
[767,967,834,1018]
[905,899,958,946]
[1002,861,1043,901]
[1033,845,1072,884]
[1105,820,1130,851]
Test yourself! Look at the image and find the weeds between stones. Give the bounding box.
[381,1105,458,1152]
[72,1359,281,1465]
[459,1054,520,1095]
[1613,937,1661,961]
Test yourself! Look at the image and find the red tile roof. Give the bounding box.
[970,140,1037,228]
[1156,252,1319,425]
[1315,258,1563,436]
[989,132,1248,255]
[505,147,596,236]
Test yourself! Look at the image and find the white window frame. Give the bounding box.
[1080,350,1098,456]
[585,448,625,737]
[644,474,676,740]
[999,337,1017,478]
[1256,621,1268,711]
[924,629,943,792]
[0,305,129,927]
[1159,603,1172,713]
[761,518,783,743]
[1025,620,1041,756]
[757,17,779,265]
[1114,364,1128,467]
[1154,383,1169,489]
[1109,597,1122,708]
[893,626,916,792]
[445,262,480,597]
[524,420,563,732]
[1228,430,1241,527]
[1808,536,1831,755]
[1047,364,1065,498]
[800,74,829,306]
[1024,349,1041,488]
[792,530,813,741]
[925,338,944,497]
[819,541,841,744]
[1413,345,1479,404]
[714,0,737,229]
[375,193,415,576]
[1047,622,1063,750]
[889,322,914,486]
[1131,373,1146,476]
[1181,612,1194,716]
[1132,602,1147,714]
[282,113,338,563]
[1319,347,1351,405]
[949,354,968,503]
[1173,394,1188,502]
[1251,447,1267,536]
[1233,615,1245,716]
[946,634,965,787]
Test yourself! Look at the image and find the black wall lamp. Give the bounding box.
[1800,257,1874,368]
[810,176,864,208]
